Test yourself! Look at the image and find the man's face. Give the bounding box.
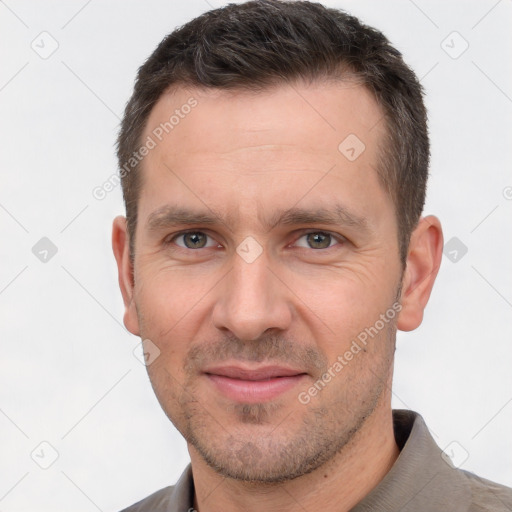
[125,81,404,482]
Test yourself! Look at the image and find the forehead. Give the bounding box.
[144,80,385,155]
[137,80,391,233]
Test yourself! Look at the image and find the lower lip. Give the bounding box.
[206,374,307,403]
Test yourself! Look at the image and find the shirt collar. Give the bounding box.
[351,409,471,511]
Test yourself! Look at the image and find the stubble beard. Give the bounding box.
[168,325,396,484]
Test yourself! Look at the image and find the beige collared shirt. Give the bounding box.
[120,410,512,511]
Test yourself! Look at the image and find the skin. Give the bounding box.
[112,81,443,512]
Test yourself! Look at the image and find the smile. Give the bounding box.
[203,365,308,403]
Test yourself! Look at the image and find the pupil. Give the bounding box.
[308,232,330,249]
[185,232,206,248]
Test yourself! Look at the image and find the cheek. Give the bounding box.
[133,272,208,376]
[290,261,391,319]
[135,263,213,324]
[288,266,397,359]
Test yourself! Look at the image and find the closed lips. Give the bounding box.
[204,366,307,381]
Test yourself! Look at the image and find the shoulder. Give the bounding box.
[119,464,194,512]
[462,470,512,511]
[119,486,176,512]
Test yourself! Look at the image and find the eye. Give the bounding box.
[172,231,219,249]
[294,231,343,250]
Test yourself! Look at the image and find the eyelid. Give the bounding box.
[291,229,347,249]
[165,229,221,248]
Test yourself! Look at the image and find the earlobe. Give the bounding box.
[397,215,444,332]
[112,216,140,336]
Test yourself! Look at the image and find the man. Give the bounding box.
[112,1,512,510]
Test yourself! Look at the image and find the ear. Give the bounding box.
[112,216,140,336]
[397,215,443,332]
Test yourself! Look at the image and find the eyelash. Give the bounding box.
[167,230,221,250]
[165,230,346,251]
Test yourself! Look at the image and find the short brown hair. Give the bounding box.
[117,0,429,267]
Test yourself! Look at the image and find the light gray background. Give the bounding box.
[1,1,511,510]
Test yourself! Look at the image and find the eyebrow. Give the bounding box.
[146,203,371,235]
[146,205,231,233]
[265,205,370,233]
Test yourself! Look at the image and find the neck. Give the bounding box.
[190,405,399,512]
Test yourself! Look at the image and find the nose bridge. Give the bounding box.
[212,247,291,340]
[231,252,271,307]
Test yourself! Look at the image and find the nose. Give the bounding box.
[211,248,292,341]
